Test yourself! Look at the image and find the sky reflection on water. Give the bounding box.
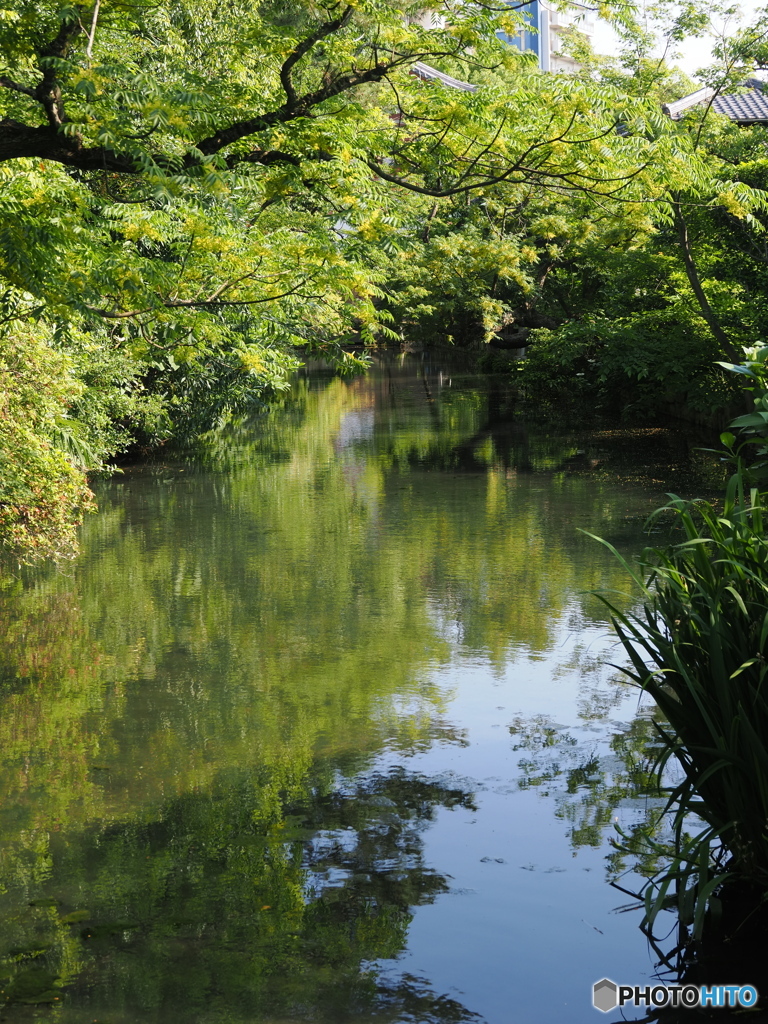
[0,357,709,1023]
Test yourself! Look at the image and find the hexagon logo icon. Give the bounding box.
[593,978,618,1013]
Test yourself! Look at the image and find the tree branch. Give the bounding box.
[225,147,301,169]
[280,6,354,109]
[0,5,464,176]
[85,279,313,319]
[35,12,82,128]
[0,76,36,98]
[366,155,645,198]
[365,117,636,198]
[86,0,101,60]
[673,199,741,362]
[0,118,304,172]
[194,49,458,157]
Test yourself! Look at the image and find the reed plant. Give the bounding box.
[593,467,768,945]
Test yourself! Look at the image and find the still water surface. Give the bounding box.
[0,359,707,1023]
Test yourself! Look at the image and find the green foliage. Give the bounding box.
[718,344,768,477]
[1,0,687,558]
[513,143,768,417]
[3,0,768,558]
[595,468,768,949]
[505,6,768,422]
[522,308,736,417]
[386,226,533,346]
[0,320,94,561]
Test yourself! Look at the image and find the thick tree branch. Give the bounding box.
[280,6,354,109]
[0,37,465,173]
[673,199,741,362]
[0,118,134,169]
[35,12,82,128]
[0,118,303,172]
[0,76,36,98]
[195,51,450,157]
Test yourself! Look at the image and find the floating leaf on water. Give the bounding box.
[17,991,60,1005]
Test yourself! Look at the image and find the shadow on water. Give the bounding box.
[610,878,768,1024]
[507,709,768,1023]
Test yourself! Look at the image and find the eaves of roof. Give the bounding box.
[663,87,716,119]
[411,64,768,122]
[411,61,478,92]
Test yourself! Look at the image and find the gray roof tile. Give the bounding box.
[712,88,768,122]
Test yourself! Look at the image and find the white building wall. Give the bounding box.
[539,1,596,73]
[409,1,595,75]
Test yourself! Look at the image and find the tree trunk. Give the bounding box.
[673,200,741,364]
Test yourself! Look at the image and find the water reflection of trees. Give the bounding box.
[508,706,669,867]
[0,358,719,1021]
[1,766,480,1023]
[0,363,665,823]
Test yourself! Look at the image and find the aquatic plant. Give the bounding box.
[591,465,768,951]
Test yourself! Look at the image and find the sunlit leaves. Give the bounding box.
[0,320,95,561]
[0,0,753,561]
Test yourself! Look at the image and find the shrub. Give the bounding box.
[522,309,737,418]
[594,468,768,947]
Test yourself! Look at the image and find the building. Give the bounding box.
[500,0,596,73]
[663,78,768,124]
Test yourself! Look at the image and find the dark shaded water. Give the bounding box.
[0,359,719,1023]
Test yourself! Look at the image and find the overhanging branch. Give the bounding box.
[0,43,464,173]
[366,154,647,198]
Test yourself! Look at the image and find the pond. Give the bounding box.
[0,356,719,1023]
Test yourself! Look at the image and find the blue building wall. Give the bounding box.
[497,1,548,69]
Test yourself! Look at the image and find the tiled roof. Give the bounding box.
[712,88,768,122]
[663,79,768,124]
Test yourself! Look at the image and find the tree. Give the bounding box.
[0,0,716,559]
[498,3,768,420]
